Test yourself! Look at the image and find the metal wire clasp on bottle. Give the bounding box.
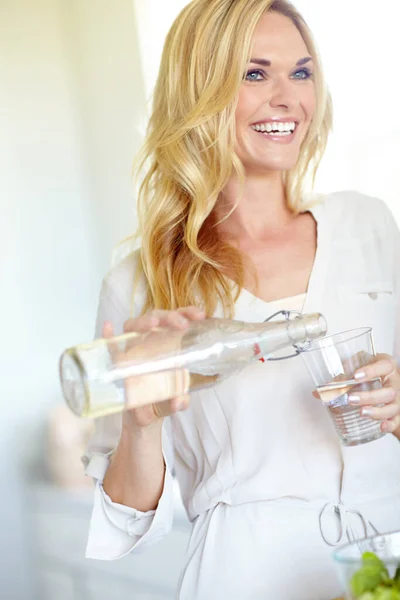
[262,310,312,362]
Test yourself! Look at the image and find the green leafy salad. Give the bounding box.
[350,552,400,599]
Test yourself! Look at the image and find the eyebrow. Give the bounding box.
[249,56,313,67]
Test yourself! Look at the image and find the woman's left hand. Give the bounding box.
[349,354,400,438]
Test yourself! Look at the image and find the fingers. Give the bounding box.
[105,309,199,424]
[346,353,400,436]
[360,402,400,421]
[102,320,121,364]
[380,415,400,434]
[153,394,190,419]
[125,367,190,409]
[151,309,191,330]
[170,394,190,412]
[354,354,397,383]
[123,307,206,335]
[123,314,159,334]
[177,306,206,320]
[347,378,400,430]
[343,350,374,377]
[348,386,397,407]
[102,320,114,338]
[313,350,400,438]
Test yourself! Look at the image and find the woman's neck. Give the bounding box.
[215,171,295,242]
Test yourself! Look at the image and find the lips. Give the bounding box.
[248,119,300,145]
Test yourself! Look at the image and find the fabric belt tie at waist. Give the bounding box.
[319,501,379,547]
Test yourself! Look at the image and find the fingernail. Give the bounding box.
[355,371,366,381]
[361,407,374,417]
[177,316,188,326]
[382,422,389,432]
[348,394,361,404]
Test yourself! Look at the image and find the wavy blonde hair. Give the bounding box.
[134,0,332,317]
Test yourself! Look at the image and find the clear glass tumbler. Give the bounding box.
[333,530,400,599]
[301,327,385,446]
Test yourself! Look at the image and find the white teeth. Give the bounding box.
[251,121,296,134]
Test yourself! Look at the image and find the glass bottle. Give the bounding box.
[60,311,327,418]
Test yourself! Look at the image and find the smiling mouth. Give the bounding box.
[250,121,297,137]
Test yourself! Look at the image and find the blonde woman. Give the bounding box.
[84,1,400,598]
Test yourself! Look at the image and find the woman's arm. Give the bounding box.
[103,419,165,511]
[101,306,204,511]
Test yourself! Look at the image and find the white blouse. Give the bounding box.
[84,191,400,600]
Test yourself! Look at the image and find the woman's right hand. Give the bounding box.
[102,306,206,430]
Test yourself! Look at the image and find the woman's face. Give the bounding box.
[235,11,316,174]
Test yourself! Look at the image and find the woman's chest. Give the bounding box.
[241,218,317,302]
[319,234,396,354]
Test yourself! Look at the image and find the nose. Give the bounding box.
[268,76,299,111]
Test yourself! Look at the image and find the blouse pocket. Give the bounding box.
[338,281,394,303]
[337,281,395,353]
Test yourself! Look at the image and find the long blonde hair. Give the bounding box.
[134,0,332,317]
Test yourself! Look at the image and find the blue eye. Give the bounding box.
[292,68,313,80]
[245,70,265,82]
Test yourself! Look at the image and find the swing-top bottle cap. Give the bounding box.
[288,312,327,345]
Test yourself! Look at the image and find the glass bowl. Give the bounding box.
[333,531,400,599]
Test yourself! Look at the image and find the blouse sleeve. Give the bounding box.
[83,261,176,560]
[384,206,400,365]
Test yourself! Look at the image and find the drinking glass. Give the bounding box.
[302,327,385,446]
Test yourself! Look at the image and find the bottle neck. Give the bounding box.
[252,313,327,361]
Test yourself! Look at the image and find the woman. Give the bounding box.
[84,1,400,598]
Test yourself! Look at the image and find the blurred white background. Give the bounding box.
[1,0,399,598]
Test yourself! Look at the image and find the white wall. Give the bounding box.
[0,0,146,461]
[0,1,145,597]
[295,0,400,221]
[69,0,146,268]
[1,0,98,595]
[133,0,189,100]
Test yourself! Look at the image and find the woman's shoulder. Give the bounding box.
[314,190,395,236]
[319,190,389,216]
[100,248,147,320]
[103,247,141,286]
